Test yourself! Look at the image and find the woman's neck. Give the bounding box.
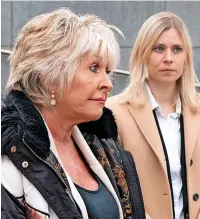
[147,81,177,104]
[37,105,75,145]
[147,81,177,115]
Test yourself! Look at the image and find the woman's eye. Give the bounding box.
[154,47,164,52]
[106,70,112,75]
[174,47,182,53]
[89,64,98,73]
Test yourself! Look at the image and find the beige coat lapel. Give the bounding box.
[183,105,200,164]
[128,102,167,171]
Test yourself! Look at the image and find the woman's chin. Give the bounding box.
[87,111,103,122]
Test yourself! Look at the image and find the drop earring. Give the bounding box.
[50,91,56,106]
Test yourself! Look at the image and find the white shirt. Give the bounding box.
[146,84,184,219]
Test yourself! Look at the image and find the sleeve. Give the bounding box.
[1,155,24,197]
[1,185,26,219]
[1,155,50,217]
[1,155,26,218]
[116,142,153,219]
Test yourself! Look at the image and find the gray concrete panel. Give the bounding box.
[2,1,200,93]
[1,54,10,88]
[193,47,200,81]
[107,1,165,46]
[119,47,132,70]
[166,1,200,47]
[11,1,165,46]
[1,2,12,48]
[12,2,32,44]
[112,73,129,95]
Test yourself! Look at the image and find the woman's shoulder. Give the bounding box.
[106,93,129,118]
[106,93,124,107]
[1,92,25,153]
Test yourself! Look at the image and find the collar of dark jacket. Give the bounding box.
[1,90,118,159]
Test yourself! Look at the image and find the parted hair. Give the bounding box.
[122,11,200,110]
[6,8,122,105]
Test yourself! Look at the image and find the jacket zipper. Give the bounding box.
[22,137,77,207]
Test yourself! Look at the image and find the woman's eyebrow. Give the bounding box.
[154,43,184,47]
[154,43,165,46]
[92,55,102,60]
[173,44,184,47]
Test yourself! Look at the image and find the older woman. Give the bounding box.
[1,8,145,219]
[107,12,200,219]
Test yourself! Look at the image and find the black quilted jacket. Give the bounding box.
[1,90,145,219]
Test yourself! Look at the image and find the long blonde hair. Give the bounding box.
[122,11,200,111]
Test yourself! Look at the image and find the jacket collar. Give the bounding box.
[2,90,118,159]
[2,91,50,158]
[127,96,200,170]
[128,101,167,168]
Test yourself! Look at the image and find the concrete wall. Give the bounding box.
[2,1,200,94]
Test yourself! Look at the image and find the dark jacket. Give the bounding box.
[1,90,145,219]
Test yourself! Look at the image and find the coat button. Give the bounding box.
[190,159,193,166]
[22,161,29,168]
[193,194,199,201]
[11,146,17,153]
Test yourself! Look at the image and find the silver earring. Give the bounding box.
[50,91,56,106]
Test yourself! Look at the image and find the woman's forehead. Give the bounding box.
[156,28,184,44]
[86,49,110,61]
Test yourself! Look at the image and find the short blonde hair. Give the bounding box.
[122,11,200,110]
[6,8,122,105]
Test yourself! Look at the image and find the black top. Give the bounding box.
[75,174,120,219]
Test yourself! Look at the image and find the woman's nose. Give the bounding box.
[164,50,173,63]
[100,73,113,92]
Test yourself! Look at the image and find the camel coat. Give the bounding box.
[106,93,200,219]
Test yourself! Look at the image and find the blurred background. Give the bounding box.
[2,1,200,94]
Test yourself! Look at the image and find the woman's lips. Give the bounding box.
[89,98,106,104]
[160,69,176,71]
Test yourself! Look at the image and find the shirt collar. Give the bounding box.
[146,83,159,111]
[145,83,181,117]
